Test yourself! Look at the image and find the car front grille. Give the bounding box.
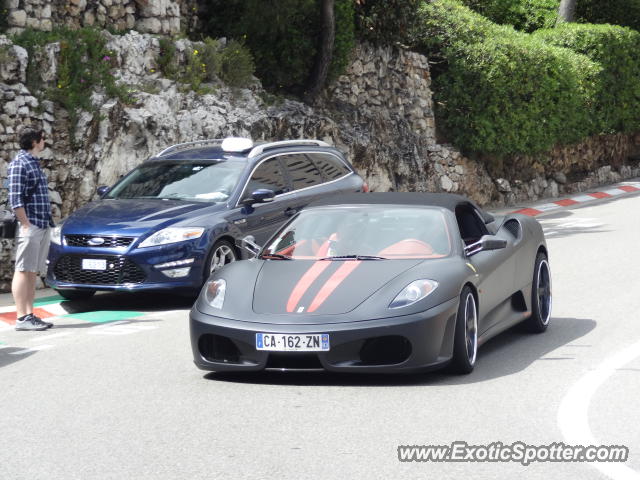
[64,235,135,248]
[53,255,146,285]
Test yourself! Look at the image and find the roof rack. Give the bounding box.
[247,139,331,159]
[156,139,227,157]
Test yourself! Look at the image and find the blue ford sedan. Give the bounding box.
[46,138,366,300]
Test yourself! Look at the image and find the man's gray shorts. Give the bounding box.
[15,224,51,274]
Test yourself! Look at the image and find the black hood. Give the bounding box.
[252,259,424,316]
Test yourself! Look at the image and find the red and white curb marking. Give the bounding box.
[512,181,640,217]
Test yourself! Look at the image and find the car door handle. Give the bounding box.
[284,207,298,216]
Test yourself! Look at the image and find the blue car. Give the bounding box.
[46,138,366,300]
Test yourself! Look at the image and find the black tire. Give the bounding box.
[450,285,478,374]
[56,289,96,301]
[205,239,237,280]
[525,252,552,333]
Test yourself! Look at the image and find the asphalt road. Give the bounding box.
[1,191,639,480]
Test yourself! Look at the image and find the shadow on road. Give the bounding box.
[56,291,195,314]
[0,346,37,369]
[205,317,596,387]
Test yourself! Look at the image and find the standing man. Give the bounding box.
[8,128,55,331]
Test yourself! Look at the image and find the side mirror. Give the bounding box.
[242,189,275,206]
[238,235,261,258]
[464,235,507,256]
[97,185,110,197]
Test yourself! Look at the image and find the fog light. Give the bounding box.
[155,258,194,269]
[161,267,191,278]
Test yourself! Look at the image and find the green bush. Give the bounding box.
[201,37,222,82]
[414,0,600,156]
[460,0,558,32]
[534,23,640,133]
[202,0,355,93]
[219,39,255,88]
[576,0,640,32]
[157,37,178,79]
[354,0,421,44]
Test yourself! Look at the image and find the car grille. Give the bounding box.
[53,255,146,285]
[64,235,135,248]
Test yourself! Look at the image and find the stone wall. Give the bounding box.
[1,29,639,290]
[3,0,201,35]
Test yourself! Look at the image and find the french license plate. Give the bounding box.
[256,333,330,352]
[81,258,107,270]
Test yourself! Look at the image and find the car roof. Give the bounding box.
[147,138,338,163]
[308,192,494,223]
[153,147,245,161]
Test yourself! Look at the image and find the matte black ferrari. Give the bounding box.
[189,193,551,374]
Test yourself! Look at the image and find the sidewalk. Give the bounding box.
[492,178,640,218]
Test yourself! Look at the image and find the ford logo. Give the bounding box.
[87,237,105,246]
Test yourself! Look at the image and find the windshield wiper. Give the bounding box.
[319,255,387,261]
[261,253,292,260]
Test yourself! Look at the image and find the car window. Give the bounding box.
[307,153,350,181]
[455,205,489,245]
[264,206,451,259]
[245,157,288,196]
[281,154,324,190]
[106,161,244,203]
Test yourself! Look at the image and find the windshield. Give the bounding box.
[106,161,245,202]
[263,206,451,260]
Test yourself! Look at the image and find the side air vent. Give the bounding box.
[503,219,522,239]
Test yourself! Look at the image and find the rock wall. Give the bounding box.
[3,0,201,35]
[1,29,639,290]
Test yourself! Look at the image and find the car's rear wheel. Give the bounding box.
[525,252,552,333]
[56,289,96,301]
[207,240,237,277]
[451,286,478,374]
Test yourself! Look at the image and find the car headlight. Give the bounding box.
[50,224,63,245]
[138,227,205,248]
[389,279,438,309]
[204,279,226,309]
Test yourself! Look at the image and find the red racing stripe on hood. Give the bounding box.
[286,261,332,313]
[307,261,362,313]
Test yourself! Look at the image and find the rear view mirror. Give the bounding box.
[242,189,275,206]
[97,185,110,197]
[464,235,507,256]
[238,235,261,258]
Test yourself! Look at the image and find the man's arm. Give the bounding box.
[7,160,32,228]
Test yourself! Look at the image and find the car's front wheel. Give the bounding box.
[207,239,237,277]
[451,286,478,374]
[56,289,96,301]
[525,252,552,333]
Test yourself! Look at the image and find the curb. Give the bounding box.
[509,180,640,217]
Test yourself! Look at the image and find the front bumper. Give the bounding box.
[46,240,208,293]
[190,297,459,374]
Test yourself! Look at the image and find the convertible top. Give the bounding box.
[309,192,495,224]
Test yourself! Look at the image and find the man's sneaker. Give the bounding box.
[29,314,53,329]
[15,314,52,331]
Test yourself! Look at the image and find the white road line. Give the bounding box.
[8,344,55,355]
[558,339,640,480]
[535,203,563,212]
[87,320,158,336]
[29,332,72,342]
[602,189,626,196]
[570,194,597,203]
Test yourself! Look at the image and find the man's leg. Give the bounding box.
[12,270,37,319]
